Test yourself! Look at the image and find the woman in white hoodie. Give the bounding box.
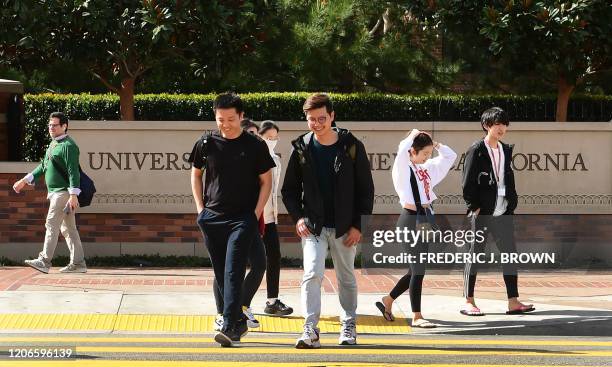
[375,129,457,328]
[259,121,294,316]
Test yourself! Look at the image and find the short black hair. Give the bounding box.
[50,111,68,124]
[241,118,259,133]
[213,92,243,114]
[50,112,69,132]
[412,132,434,153]
[481,107,509,132]
[259,120,279,135]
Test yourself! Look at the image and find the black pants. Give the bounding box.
[213,233,267,312]
[197,209,257,330]
[263,223,281,299]
[388,208,428,313]
[463,214,519,299]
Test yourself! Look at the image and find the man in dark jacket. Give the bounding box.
[282,93,374,349]
[461,107,534,317]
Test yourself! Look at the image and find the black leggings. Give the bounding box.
[388,208,428,313]
[213,233,267,313]
[263,223,281,299]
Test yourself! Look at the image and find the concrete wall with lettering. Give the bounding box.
[1,121,610,262]
[60,121,611,215]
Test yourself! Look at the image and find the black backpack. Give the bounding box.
[50,156,97,207]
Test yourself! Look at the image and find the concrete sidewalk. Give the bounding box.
[0,266,610,335]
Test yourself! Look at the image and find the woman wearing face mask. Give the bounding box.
[375,129,457,328]
[259,121,294,316]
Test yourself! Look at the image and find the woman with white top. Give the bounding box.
[375,129,457,328]
[259,121,294,316]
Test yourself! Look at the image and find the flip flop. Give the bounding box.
[375,301,395,322]
[506,305,535,315]
[460,306,485,316]
[412,319,437,328]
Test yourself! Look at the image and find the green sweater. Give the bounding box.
[31,136,81,192]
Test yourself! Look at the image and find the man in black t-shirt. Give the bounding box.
[189,92,275,347]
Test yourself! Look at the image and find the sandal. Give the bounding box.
[375,301,395,322]
[412,319,437,328]
[460,306,485,317]
[506,304,535,315]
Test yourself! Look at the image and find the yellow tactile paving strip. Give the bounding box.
[0,314,411,334]
[1,364,605,367]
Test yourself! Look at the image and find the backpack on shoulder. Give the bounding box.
[50,157,97,208]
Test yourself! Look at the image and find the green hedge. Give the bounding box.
[22,93,612,161]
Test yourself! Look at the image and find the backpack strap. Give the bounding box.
[199,133,212,168]
[409,167,426,215]
[347,143,356,162]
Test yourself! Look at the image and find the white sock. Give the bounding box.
[267,298,277,304]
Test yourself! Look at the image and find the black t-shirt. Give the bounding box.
[188,131,275,215]
[310,137,337,227]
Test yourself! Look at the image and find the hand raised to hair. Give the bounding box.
[407,129,420,141]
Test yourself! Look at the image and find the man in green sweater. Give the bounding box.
[12,112,87,274]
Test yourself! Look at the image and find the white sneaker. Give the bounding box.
[242,307,260,328]
[24,259,49,274]
[295,323,321,349]
[339,319,357,345]
[213,314,223,332]
[58,263,87,273]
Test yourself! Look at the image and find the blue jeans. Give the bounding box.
[197,209,257,330]
[213,234,267,312]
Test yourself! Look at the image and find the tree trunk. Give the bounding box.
[555,75,575,122]
[118,78,135,121]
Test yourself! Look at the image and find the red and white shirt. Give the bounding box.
[392,136,457,207]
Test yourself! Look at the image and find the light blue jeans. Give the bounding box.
[301,227,357,327]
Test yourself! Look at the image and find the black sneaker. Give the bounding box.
[214,318,248,347]
[264,299,294,316]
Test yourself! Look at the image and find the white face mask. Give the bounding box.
[265,139,278,151]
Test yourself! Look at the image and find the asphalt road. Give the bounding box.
[0,332,610,366]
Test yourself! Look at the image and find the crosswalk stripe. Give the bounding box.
[40,346,612,357]
[0,362,603,367]
[0,336,611,347]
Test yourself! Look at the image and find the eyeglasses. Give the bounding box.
[48,123,61,128]
[307,116,328,124]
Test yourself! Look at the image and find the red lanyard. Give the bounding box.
[488,144,501,183]
[411,162,431,201]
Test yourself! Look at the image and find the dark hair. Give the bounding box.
[303,93,334,114]
[411,132,434,153]
[50,111,69,132]
[259,120,279,135]
[213,92,243,114]
[481,107,509,132]
[240,118,259,133]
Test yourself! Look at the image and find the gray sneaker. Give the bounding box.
[295,323,321,349]
[339,319,357,345]
[24,259,49,274]
[213,314,223,332]
[242,307,260,328]
[59,263,87,273]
